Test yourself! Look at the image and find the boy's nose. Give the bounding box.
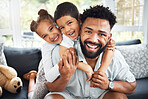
[65,26,70,34]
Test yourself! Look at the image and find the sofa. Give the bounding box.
[0,39,148,99]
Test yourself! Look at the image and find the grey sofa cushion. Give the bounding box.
[0,43,7,65]
[116,44,148,79]
[4,46,42,77]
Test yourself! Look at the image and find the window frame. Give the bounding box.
[0,0,148,47]
[0,0,22,47]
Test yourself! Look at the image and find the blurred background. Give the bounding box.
[0,0,147,48]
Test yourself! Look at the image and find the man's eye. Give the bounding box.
[99,34,106,36]
[85,31,91,34]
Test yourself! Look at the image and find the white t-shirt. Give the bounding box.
[42,35,76,82]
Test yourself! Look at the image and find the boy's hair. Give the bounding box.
[30,9,54,32]
[80,5,117,29]
[54,2,79,22]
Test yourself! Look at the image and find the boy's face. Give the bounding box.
[80,17,112,59]
[56,15,80,40]
[36,19,62,44]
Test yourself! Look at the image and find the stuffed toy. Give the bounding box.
[0,65,22,97]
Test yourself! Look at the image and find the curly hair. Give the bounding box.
[80,5,117,29]
[54,2,79,22]
[30,9,54,32]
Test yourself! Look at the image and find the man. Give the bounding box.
[45,5,137,99]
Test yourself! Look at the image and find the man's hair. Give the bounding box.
[54,2,79,22]
[80,5,117,29]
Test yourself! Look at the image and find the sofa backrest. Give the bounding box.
[4,46,42,77]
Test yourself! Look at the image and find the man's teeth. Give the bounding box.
[87,43,98,49]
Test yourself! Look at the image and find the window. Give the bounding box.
[112,0,144,42]
[0,0,21,47]
[20,0,104,48]
[0,0,147,48]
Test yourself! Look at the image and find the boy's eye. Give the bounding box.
[68,21,72,25]
[60,27,64,30]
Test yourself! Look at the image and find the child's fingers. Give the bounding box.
[107,47,115,51]
[58,59,63,70]
[67,50,73,66]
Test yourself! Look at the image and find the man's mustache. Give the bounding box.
[84,41,102,47]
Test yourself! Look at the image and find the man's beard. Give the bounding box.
[80,40,108,59]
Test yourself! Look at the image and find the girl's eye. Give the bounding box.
[43,35,47,39]
[49,27,53,31]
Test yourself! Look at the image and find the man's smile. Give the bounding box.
[84,41,102,52]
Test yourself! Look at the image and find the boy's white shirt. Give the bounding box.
[42,34,75,82]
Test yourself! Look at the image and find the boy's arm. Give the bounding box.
[98,39,115,73]
[77,62,94,81]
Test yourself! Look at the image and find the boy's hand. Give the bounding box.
[90,71,109,90]
[106,38,116,52]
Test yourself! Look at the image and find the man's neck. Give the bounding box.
[85,56,99,70]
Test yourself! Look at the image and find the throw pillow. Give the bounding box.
[0,42,7,65]
[116,44,148,79]
[32,59,48,99]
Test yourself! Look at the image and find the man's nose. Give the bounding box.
[91,33,99,43]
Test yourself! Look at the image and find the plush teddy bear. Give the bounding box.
[0,65,22,97]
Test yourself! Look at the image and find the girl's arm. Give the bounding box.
[42,43,60,82]
[98,39,115,73]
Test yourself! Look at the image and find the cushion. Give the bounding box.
[3,46,42,77]
[0,43,7,65]
[32,60,48,99]
[116,44,148,79]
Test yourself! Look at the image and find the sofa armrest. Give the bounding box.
[116,39,141,46]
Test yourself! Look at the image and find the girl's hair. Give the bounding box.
[54,2,79,22]
[30,9,54,32]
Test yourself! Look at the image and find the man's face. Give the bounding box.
[80,17,112,59]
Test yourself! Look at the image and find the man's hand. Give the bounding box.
[58,48,78,81]
[90,71,109,90]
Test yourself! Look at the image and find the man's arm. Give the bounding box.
[111,80,136,94]
[46,49,78,92]
[90,71,137,94]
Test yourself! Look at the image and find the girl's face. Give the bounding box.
[56,15,80,40]
[36,19,62,44]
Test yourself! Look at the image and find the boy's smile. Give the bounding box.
[56,15,80,40]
